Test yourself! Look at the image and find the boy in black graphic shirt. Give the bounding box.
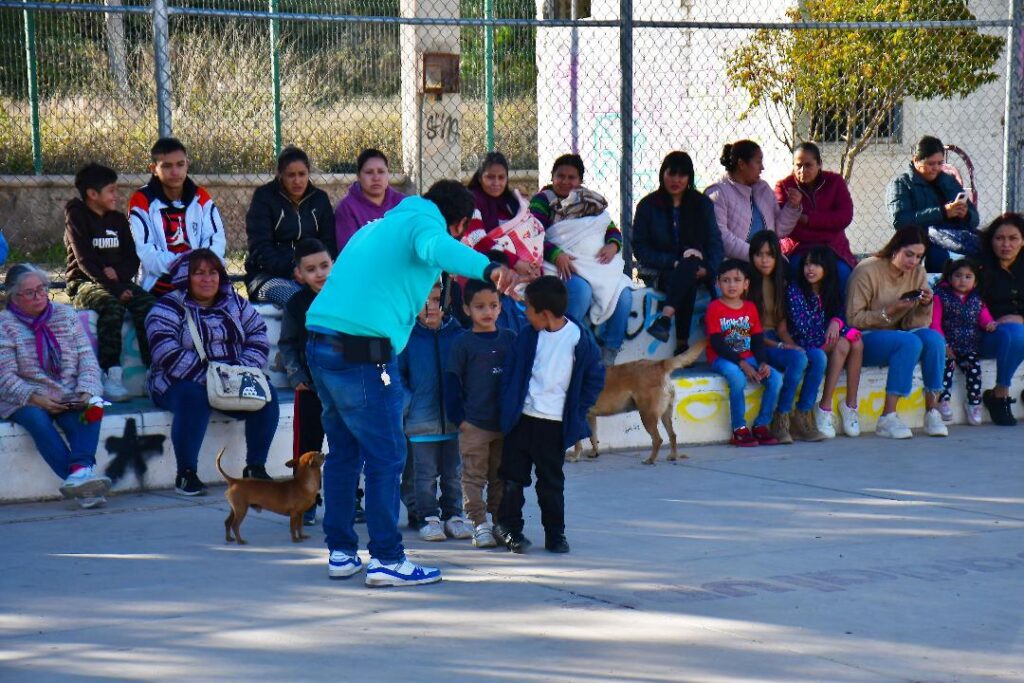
[65,163,156,401]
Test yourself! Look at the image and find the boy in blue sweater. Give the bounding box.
[397,281,474,543]
[445,279,517,548]
[495,276,604,554]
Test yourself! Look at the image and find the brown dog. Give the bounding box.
[216,448,325,544]
[572,339,706,465]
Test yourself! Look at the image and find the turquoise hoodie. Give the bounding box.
[306,196,490,353]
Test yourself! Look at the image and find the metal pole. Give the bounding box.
[483,0,494,151]
[619,0,633,269]
[23,0,42,175]
[570,0,578,155]
[153,0,172,137]
[1002,0,1023,213]
[269,0,282,156]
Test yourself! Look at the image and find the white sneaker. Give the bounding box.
[79,495,106,509]
[473,522,497,548]
[923,408,949,437]
[875,412,913,439]
[813,405,837,439]
[418,516,446,542]
[365,558,442,587]
[937,399,953,422]
[443,516,474,540]
[327,550,363,580]
[103,367,131,402]
[59,466,112,499]
[965,403,983,426]
[838,401,860,437]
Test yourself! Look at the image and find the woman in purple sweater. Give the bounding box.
[145,249,279,496]
[334,148,407,253]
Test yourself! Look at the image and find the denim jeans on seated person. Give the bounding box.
[763,331,827,413]
[566,275,632,351]
[10,406,101,479]
[860,328,945,396]
[409,437,462,522]
[711,357,783,430]
[306,336,407,564]
[152,379,279,473]
[980,322,1024,388]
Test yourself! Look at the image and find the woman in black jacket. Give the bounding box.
[634,151,724,352]
[244,146,336,305]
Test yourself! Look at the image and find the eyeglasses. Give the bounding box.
[15,285,48,299]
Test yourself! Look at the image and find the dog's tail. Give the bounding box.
[215,447,237,483]
[659,338,707,374]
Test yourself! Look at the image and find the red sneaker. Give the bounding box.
[752,424,780,445]
[730,427,759,447]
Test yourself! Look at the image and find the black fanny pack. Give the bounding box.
[316,331,392,364]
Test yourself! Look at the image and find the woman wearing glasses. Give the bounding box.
[0,264,111,508]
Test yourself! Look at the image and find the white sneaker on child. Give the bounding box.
[837,401,860,437]
[813,406,837,439]
[103,367,131,402]
[937,399,954,422]
[473,522,498,548]
[418,516,447,542]
[965,403,984,426]
[924,408,949,437]
[876,412,913,439]
[444,516,474,540]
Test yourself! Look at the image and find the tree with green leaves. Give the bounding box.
[726,0,1004,180]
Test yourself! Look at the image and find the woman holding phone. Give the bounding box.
[886,135,980,273]
[0,264,111,507]
[846,227,948,439]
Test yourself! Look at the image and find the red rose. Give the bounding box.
[80,405,104,424]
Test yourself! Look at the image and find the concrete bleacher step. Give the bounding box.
[4,289,1022,503]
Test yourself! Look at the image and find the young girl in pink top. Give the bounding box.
[931,258,998,425]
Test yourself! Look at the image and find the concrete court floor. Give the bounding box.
[1,426,1022,683]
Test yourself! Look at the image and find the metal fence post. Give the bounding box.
[22,0,42,175]
[619,0,633,269]
[1003,0,1024,213]
[270,0,282,156]
[484,0,495,151]
[153,0,172,137]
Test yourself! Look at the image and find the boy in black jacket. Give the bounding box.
[65,163,156,401]
[279,238,361,524]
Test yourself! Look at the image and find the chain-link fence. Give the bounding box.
[1,0,1022,279]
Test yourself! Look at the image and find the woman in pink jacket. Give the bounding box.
[705,140,802,261]
[774,142,856,290]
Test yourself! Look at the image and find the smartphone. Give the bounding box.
[899,289,924,301]
[954,191,968,204]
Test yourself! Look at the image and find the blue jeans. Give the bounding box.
[409,438,462,521]
[152,380,278,473]
[566,275,632,351]
[764,332,827,413]
[711,357,783,430]
[980,322,1024,388]
[860,328,945,396]
[307,336,407,563]
[11,406,101,479]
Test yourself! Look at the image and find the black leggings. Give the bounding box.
[656,257,706,342]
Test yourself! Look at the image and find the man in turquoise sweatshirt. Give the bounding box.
[306,180,516,588]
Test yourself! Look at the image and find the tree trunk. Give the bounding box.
[105,0,130,99]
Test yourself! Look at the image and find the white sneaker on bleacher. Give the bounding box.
[103,367,131,402]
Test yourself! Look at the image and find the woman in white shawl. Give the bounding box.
[530,154,633,366]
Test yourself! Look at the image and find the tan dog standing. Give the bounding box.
[572,340,706,465]
[217,448,325,544]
